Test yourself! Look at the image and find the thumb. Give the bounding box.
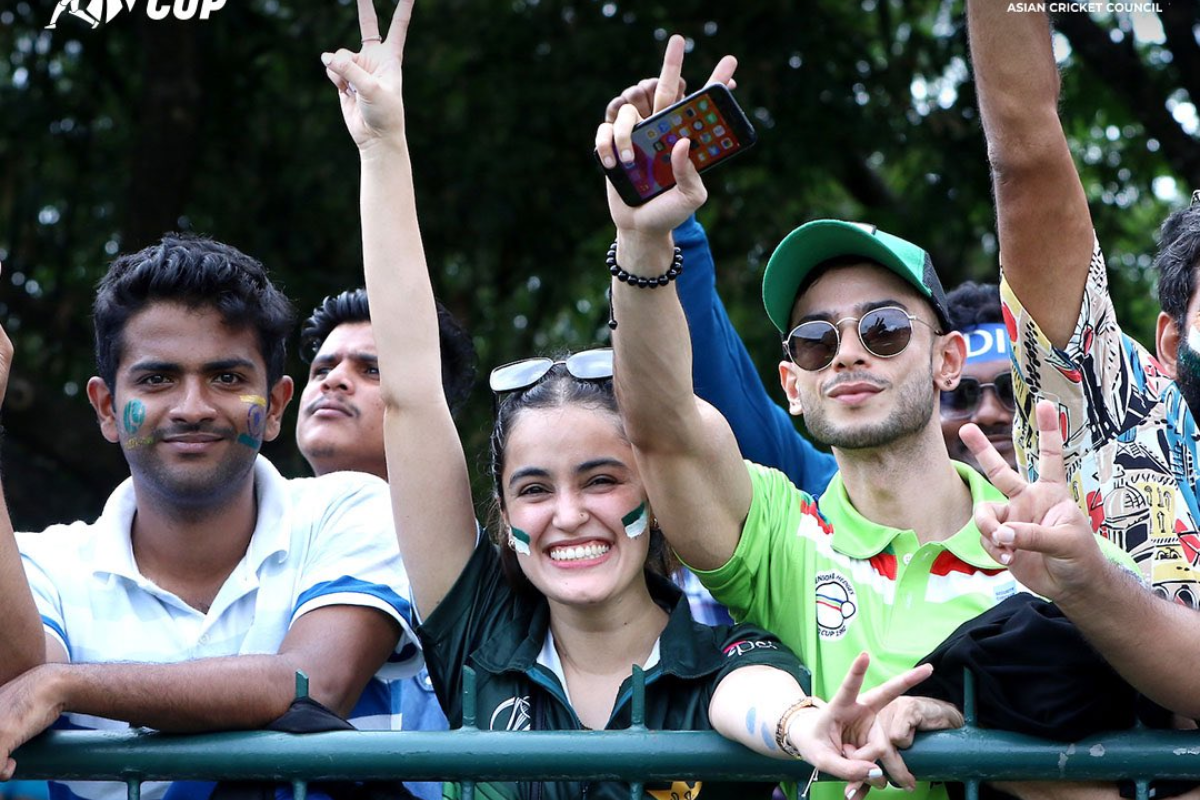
[991,521,1058,555]
[669,138,707,206]
[320,50,379,97]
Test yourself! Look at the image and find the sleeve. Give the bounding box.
[290,475,419,675]
[711,622,809,691]
[686,461,820,648]
[416,535,522,727]
[675,215,837,496]
[16,532,70,658]
[1002,236,1169,488]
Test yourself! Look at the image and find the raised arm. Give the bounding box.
[967,3,1093,347]
[322,0,476,618]
[0,295,50,684]
[597,37,751,572]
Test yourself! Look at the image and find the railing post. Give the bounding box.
[461,665,477,800]
[125,778,141,800]
[628,665,645,799]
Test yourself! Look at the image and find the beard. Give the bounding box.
[1175,330,1200,420]
[803,363,936,451]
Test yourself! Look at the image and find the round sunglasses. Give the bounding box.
[940,372,1016,420]
[784,306,940,372]
[489,348,614,394]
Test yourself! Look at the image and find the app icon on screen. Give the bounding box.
[677,127,689,138]
[708,146,720,156]
[696,151,708,163]
[698,100,709,111]
[670,114,683,126]
[665,134,679,145]
[692,121,704,131]
[646,128,658,140]
[658,121,670,133]
[713,125,726,136]
[685,108,696,118]
[700,133,713,144]
[721,138,733,149]
[706,113,718,124]
[653,141,666,152]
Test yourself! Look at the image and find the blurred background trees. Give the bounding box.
[0,0,1196,529]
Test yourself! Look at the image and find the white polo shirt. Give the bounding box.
[17,456,419,800]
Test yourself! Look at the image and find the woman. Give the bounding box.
[320,3,928,798]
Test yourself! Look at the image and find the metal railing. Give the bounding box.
[11,670,1200,800]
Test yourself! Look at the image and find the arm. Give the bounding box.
[0,604,397,779]
[675,217,836,495]
[963,403,1200,718]
[322,0,477,619]
[967,2,1093,347]
[0,306,50,684]
[598,38,752,572]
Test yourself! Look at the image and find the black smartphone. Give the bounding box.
[597,83,758,207]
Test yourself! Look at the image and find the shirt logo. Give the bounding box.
[722,640,778,658]
[647,780,702,800]
[488,695,531,732]
[815,570,857,640]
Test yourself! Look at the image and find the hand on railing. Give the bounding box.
[0,663,67,780]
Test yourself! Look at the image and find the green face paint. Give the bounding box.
[509,526,531,556]
[621,503,648,539]
[122,399,146,436]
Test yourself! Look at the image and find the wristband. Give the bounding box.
[607,240,683,288]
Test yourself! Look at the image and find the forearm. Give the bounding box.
[0,486,46,683]
[1056,561,1200,718]
[708,665,808,760]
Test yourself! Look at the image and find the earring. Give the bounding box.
[505,531,518,551]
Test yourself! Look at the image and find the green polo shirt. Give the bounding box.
[419,535,808,800]
[694,461,1135,800]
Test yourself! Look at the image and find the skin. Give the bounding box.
[323,3,931,789]
[941,359,1015,471]
[296,321,387,480]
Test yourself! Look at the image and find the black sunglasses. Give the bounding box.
[488,348,614,394]
[940,373,1016,420]
[784,306,940,372]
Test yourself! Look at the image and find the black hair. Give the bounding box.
[486,361,673,595]
[946,281,1003,331]
[93,234,295,392]
[1154,204,1200,327]
[300,288,477,416]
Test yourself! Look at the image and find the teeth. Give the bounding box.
[549,543,611,562]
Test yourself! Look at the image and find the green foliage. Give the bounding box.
[0,0,1194,528]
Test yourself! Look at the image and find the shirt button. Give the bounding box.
[902,554,913,565]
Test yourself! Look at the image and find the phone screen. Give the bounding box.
[618,91,746,202]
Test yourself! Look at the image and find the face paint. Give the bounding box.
[122,399,146,436]
[237,394,268,448]
[622,503,648,539]
[509,526,531,556]
[123,435,155,449]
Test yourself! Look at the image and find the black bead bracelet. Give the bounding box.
[606,241,683,288]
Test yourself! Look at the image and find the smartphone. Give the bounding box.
[597,83,758,207]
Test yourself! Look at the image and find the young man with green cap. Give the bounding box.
[596,35,1135,800]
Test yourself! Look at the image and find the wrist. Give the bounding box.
[777,695,824,758]
[32,662,71,714]
[614,231,675,278]
[358,137,409,164]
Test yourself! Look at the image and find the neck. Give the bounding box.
[310,455,387,481]
[547,578,668,676]
[832,424,972,544]
[130,477,259,607]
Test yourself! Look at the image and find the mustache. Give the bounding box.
[153,423,238,441]
[304,397,358,417]
[822,371,888,396]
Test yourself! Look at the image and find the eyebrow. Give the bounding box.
[506,458,628,489]
[797,298,912,325]
[127,357,259,374]
[311,351,378,370]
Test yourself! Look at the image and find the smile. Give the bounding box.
[548,542,612,562]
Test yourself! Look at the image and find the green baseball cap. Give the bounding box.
[762,220,951,334]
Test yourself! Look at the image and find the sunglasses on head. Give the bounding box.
[784,306,940,372]
[940,372,1016,420]
[489,348,614,394]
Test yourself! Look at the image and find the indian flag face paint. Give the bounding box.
[621,503,648,539]
[510,526,532,556]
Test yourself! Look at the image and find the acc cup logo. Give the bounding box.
[46,0,226,30]
[488,695,531,732]
[814,571,857,640]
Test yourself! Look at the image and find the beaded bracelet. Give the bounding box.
[606,240,683,288]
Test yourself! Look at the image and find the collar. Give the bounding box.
[89,456,292,582]
[472,571,733,681]
[823,461,1004,568]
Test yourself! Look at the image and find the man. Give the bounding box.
[292,287,476,800]
[295,288,475,478]
[597,38,1134,800]
[967,1,1200,607]
[0,236,419,800]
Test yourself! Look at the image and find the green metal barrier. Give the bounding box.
[9,668,1200,800]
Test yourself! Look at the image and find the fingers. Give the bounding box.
[594,122,617,169]
[974,501,1016,565]
[606,78,658,123]
[877,748,916,792]
[1034,400,1067,487]
[0,756,13,782]
[669,137,707,207]
[857,663,933,714]
[959,422,1027,499]
[321,50,379,98]
[387,0,414,60]
[828,651,870,710]
[704,54,738,89]
[653,34,686,113]
[612,103,640,166]
[356,0,380,43]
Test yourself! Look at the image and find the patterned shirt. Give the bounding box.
[1001,238,1200,606]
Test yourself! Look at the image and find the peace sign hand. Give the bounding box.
[960,400,1105,603]
[321,0,413,151]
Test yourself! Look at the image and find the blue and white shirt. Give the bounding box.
[17,457,424,800]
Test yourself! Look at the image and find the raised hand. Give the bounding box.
[960,400,1105,602]
[787,653,935,797]
[321,0,413,150]
[594,36,737,236]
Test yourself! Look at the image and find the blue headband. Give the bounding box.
[962,323,1009,365]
